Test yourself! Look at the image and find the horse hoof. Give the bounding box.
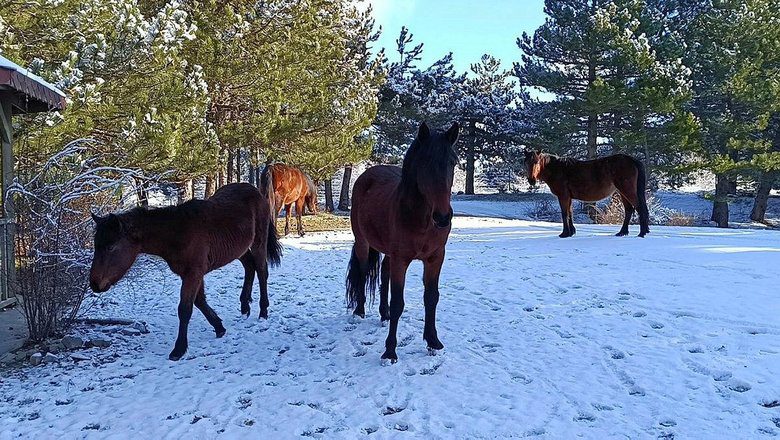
[258,310,268,319]
[638,233,647,238]
[427,347,443,356]
[381,351,398,363]
[615,232,628,237]
[168,351,185,361]
[215,328,226,338]
[558,233,571,238]
[426,340,444,351]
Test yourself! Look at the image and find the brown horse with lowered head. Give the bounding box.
[268,163,317,236]
[89,169,282,361]
[347,121,460,363]
[524,150,649,238]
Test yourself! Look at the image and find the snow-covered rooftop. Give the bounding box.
[0,55,66,113]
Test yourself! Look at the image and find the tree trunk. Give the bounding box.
[227,150,235,183]
[204,174,216,199]
[235,147,242,182]
[586,60,598,159]
[750,171,776,223]
[248,164,256,186]
[324,179,334,212]
[134,177,148,208]
[177,179,193,204]
[338,165,353,211]
[465,142,476,195]
[711,174,730,228]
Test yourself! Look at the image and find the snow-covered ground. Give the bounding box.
[1,215,780,438]
[452,190,780,228]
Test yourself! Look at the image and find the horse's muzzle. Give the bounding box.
[89,277,110,293]
[432,211,452,229]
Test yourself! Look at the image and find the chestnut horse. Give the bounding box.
[524,150,649,238]
[347,121,460,362]
[89,171,282,361]
[268,163,317,236]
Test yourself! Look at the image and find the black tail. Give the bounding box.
[633,158,650,236]
[266,218,283,267]
[345,246,381,309]
[261,164,276,213]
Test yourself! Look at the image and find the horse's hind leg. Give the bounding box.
[295,198,306,236]
[239,252,256,316]
[249,238,270,319]
[346,241,369,318]
[379,256,391,322]
[616,194,635,236]
[284,204,292,236]
[195,283,226,338]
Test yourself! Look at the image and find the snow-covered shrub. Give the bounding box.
[9,141,155,341]
[592,193,697,226]
[529,197,559,221]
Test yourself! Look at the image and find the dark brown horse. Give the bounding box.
[268,163,317,236]
[347,121,460,363]
[524,150,649,238]
[89,170,282,361]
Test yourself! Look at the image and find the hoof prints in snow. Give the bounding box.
[1,218,780,438]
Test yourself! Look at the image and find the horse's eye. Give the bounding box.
[107,244,117,252]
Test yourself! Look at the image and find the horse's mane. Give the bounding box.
[400,130,456,195]
[543,153,579,168]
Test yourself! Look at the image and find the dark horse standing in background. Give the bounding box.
[267,163,318,236]
[347,121,460,362]
[524,150,649,238]
[89,168,282,361]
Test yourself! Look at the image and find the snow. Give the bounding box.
[0,55,67,97]
[1,213,780,438]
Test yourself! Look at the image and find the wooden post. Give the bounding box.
[0,100,16,307]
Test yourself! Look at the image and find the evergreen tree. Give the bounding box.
[516,0,693,181]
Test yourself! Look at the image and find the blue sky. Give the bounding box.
[367,0,547,73]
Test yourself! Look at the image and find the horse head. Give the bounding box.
[405,121,460,229]
[524,149,544,186]
[89,212,142,293]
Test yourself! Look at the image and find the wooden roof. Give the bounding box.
[0,55,66,114]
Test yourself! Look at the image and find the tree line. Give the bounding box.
[3,1,779,227]
[372,0,780,227]
[2,0,381,207]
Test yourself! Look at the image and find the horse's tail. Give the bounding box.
[266,217,283,267]
[633,157,650,236]
[260,164,276,213]
[345,246,381,309]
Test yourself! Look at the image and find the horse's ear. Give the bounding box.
[445,122,460,144]
[417,121,430,141]
[536,149,542,156]
[91,212,102,223]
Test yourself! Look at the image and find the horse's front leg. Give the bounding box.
[382,258,410,363]
[422,250,445,352]
[557,195,573,238]
[170,274,202,361]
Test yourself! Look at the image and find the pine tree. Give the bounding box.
[516,0,693,179]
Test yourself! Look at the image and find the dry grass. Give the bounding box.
[275,212,351,234]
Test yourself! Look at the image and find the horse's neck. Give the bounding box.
[125,208,179,259]
[540,156,563,183]
[397,177,433,226]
